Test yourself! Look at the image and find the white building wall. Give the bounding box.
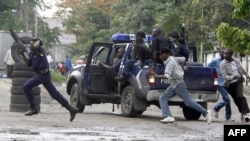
[44,17,76,65]
[0,31,32,68]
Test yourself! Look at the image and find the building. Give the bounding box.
[43,17,77,65]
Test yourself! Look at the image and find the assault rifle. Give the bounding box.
[9,29,30,53]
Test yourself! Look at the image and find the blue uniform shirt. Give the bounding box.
[28,46,49,74]
[207,57,224,86]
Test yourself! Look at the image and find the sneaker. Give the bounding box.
[243,114,250,122]
[206,110,212,124]
[160,116,175,123]
[213,108,219,118]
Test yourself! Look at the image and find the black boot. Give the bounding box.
[25,104,39,116]
[65,104,78,122]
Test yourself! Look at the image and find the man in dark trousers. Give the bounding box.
[220,48,250,122]
[19,38,78,122]
[151,28,173,65]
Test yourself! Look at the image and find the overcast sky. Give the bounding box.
[37,0,58,17]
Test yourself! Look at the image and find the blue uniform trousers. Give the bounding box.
[23,72,69,107]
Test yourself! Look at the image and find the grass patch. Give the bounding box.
[50,70,67,83]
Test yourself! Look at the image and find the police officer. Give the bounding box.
[20,39,78,122]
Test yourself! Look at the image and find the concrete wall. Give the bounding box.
[47,44,67,63]
[0,31,32,69]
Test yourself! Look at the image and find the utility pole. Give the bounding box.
[34,10,38,38]
[22,0,29,32]
[200,4,204,63]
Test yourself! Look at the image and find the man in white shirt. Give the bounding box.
[155,47,212,124]
[4,49,14,78]
[46,52,53,69]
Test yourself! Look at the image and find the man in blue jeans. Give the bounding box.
[208,48,232,121]
[155,47,212,124]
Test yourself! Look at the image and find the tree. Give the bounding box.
[216,0,250,54]
[0,0,61,48]
[112,0,157,34]
[54,0,250,59]
[57,0,116,56]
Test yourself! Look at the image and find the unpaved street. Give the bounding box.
[0,78,249,141]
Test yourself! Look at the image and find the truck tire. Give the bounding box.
[121,86,139,117]
[11,36,35,63]
[12,70,35,78]
[12,78,30,86]
[182,103,207,120]
[11,86,40,95]
[9,104,40,112]
[11,95,41,104]
[70,84,85,113]
[13,62,33,71]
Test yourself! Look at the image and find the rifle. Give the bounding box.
[9,29,30,53]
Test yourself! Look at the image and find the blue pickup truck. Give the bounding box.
[66,34,219,120]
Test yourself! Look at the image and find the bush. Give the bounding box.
[50,70,67,83]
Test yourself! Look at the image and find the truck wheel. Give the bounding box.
[70,84,85,113]
[182,105,201,120]
[121,86,138,117]
[136,111,144,116]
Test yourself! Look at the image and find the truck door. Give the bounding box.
[88,43,113,94]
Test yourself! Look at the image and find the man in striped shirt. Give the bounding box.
[220,48,250,122]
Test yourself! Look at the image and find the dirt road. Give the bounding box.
[0,78,249,141]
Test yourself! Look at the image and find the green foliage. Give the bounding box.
[37,21,61,48]
[50,70,67,83]
[216,23,250,54]
[3,0,250,59]
[0,0,61,48]
[233,0,250,18]
[216,0,250,54]
[112,0,158,33]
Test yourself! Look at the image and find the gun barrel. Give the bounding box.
[9,30,24,45]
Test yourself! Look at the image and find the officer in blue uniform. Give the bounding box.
[20,39,78,122]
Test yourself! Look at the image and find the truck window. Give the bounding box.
[91,46,110,65]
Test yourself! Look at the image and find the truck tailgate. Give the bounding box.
[151,65,216,92]
[184,66,216,91]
